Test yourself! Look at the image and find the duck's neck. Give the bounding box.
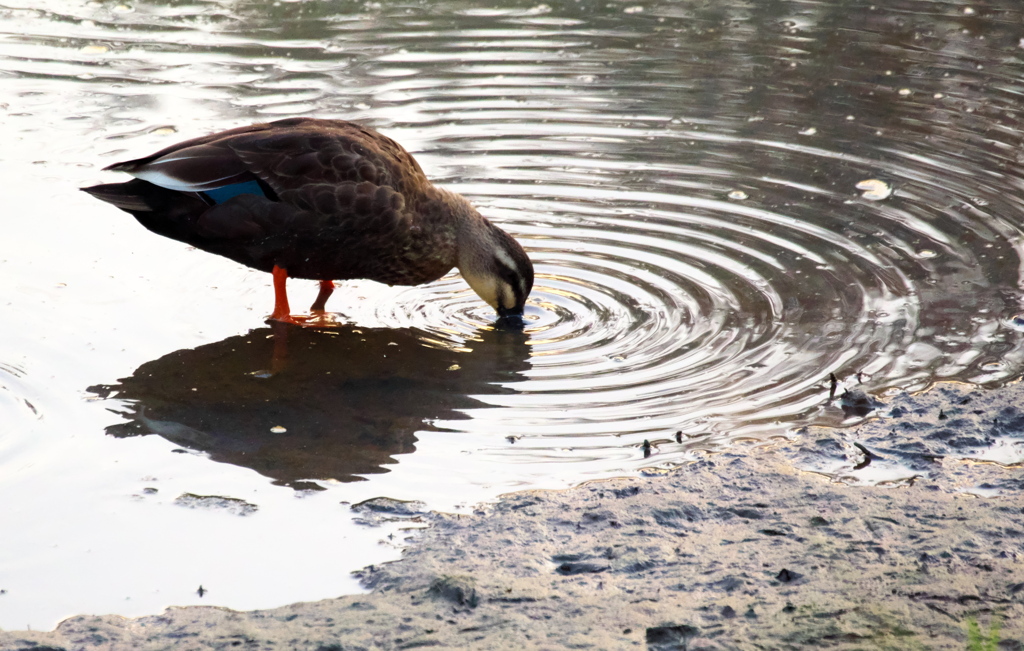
[450,200,493,268]
[438,191,503,309]
[428,188,485,261]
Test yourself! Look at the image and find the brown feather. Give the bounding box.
[85,119,457,284]
[83,118,533,313]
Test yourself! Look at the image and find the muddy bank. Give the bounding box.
[2,381,1023,650]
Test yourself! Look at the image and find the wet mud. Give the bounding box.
[3,380,1022,651]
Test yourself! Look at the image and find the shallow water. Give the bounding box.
[3,0,1024,629]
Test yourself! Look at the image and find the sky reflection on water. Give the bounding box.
[2,0,1024,630]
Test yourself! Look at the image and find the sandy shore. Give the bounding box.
[2,381,1023,650]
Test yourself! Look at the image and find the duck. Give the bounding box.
[82,117,534,323]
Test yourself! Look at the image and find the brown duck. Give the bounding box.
[83,117,534,323]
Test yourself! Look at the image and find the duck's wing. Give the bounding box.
[85,175,407,242]
[191,181,418,280]
[90,119,434,277]
[196,181,407,243]
[103,122,277,191]
[106,118,428,198]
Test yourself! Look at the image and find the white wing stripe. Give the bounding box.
[131,169,240,192]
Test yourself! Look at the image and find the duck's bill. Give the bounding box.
[495,306,526,329]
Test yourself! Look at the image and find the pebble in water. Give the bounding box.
[855,179,893,200]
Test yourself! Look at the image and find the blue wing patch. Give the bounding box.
[202,180,267,204]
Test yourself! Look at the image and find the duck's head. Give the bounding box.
[457,217,534,322]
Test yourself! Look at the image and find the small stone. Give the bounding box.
[556,561,610,575]
[646,625,699,647]
[427,575,479,608]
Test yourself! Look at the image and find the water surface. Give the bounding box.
[3,0,1024,629]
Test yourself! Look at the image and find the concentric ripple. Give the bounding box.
[357,140,1024,461]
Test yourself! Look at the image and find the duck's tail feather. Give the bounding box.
[82,178,214,244]
[81,180,161,212]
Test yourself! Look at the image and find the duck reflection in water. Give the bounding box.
[89,322,531,488]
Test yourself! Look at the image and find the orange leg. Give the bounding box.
[310,280,335,313]
[269,319,291,373]
[270,265,292,321]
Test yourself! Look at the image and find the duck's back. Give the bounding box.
[84,118,462,285]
